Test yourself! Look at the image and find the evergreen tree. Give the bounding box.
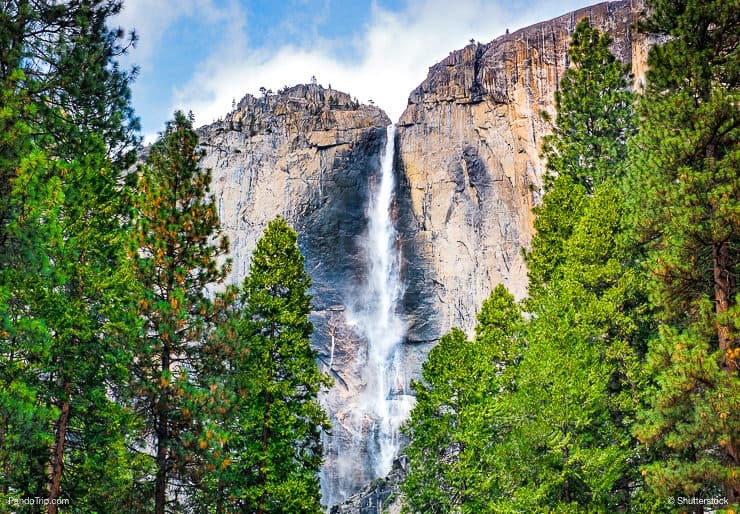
[131,111,231,514]
[401,22,642,510]
[401,286,522,513]
[529,18,635,296]
[196,217,331,513]
[627,0,739,504]
[507,184,648,512]
[0,0,139,236]
[490,19,646,511]
[0,133,141,512]
[0,2,141,509]
[539,18,634,194]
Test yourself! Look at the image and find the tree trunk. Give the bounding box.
[257,336,275,514]
[155,426,168,514]
[714,240,736,371]
[257,387,272,514]
[47,383,70,514]
[713,240,738,503]
[155,346,171,514]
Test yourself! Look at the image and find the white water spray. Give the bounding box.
[350,124,414,476]
[320,124,414,507]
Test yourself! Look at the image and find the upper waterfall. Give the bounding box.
[319,124,415,507]
[353,124,413,477]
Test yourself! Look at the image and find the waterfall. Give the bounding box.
[352,123,413,477]
[320,124,414,508]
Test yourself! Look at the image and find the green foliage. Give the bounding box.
[539,18,634,193]
[0,2,142,509]
[131,111,231,514]
[0,1,139,162]
[196,217,331,513]
[471,183,653,513]
[626,0,739,504]
[401,286,522,513]
[525,175,587,296]
[509,20,648,512]
[514,186,648,512]
[0,135,141,510]
[529,18,635,297]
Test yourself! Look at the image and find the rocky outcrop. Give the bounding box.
[200,84,389,303]
[396,0,649,341]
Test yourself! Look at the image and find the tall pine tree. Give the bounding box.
[0,0,139,237]
[528,18,635,297]
[196,217,331,513]
[627,0,739,504]
[401,285,522,513]
[0,2,141,509]
[488,19,645,511]
[132,111,231,514]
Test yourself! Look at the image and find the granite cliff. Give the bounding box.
[199,83,389,302]
[395,0,649,345]
[194,1,651,510]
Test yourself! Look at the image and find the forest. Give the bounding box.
[0,0,737,513]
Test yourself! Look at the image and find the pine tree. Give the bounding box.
[539,18,634,193]
[196,217,331,513]
[401,286,522,513]
[0,2,141,509]
[131,111,231,514]
[491,19,647,511]
[528,18,635,296]
[0,0,139,236]
[509,184,648,511]
[0,134,141,512]
[627,0,739,504]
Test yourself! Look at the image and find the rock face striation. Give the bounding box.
[395,0,648,344]
[194,1,652,510]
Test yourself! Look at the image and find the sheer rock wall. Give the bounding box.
[395,0,648,343]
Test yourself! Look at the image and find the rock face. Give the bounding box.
[200,84,389,303]
[396,0,648,342]
[330,456,408,514]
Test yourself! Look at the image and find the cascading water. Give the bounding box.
[320,124,414,508]
[351,123,413,477]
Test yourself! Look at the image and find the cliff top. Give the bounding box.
[235,83,362,113]
[200,83,390,137]
[401,0,641,120]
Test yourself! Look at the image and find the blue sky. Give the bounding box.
[114,0,597,142]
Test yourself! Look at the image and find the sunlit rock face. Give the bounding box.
[395,0,649,344]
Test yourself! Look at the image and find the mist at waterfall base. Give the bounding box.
[320,125,415,507]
